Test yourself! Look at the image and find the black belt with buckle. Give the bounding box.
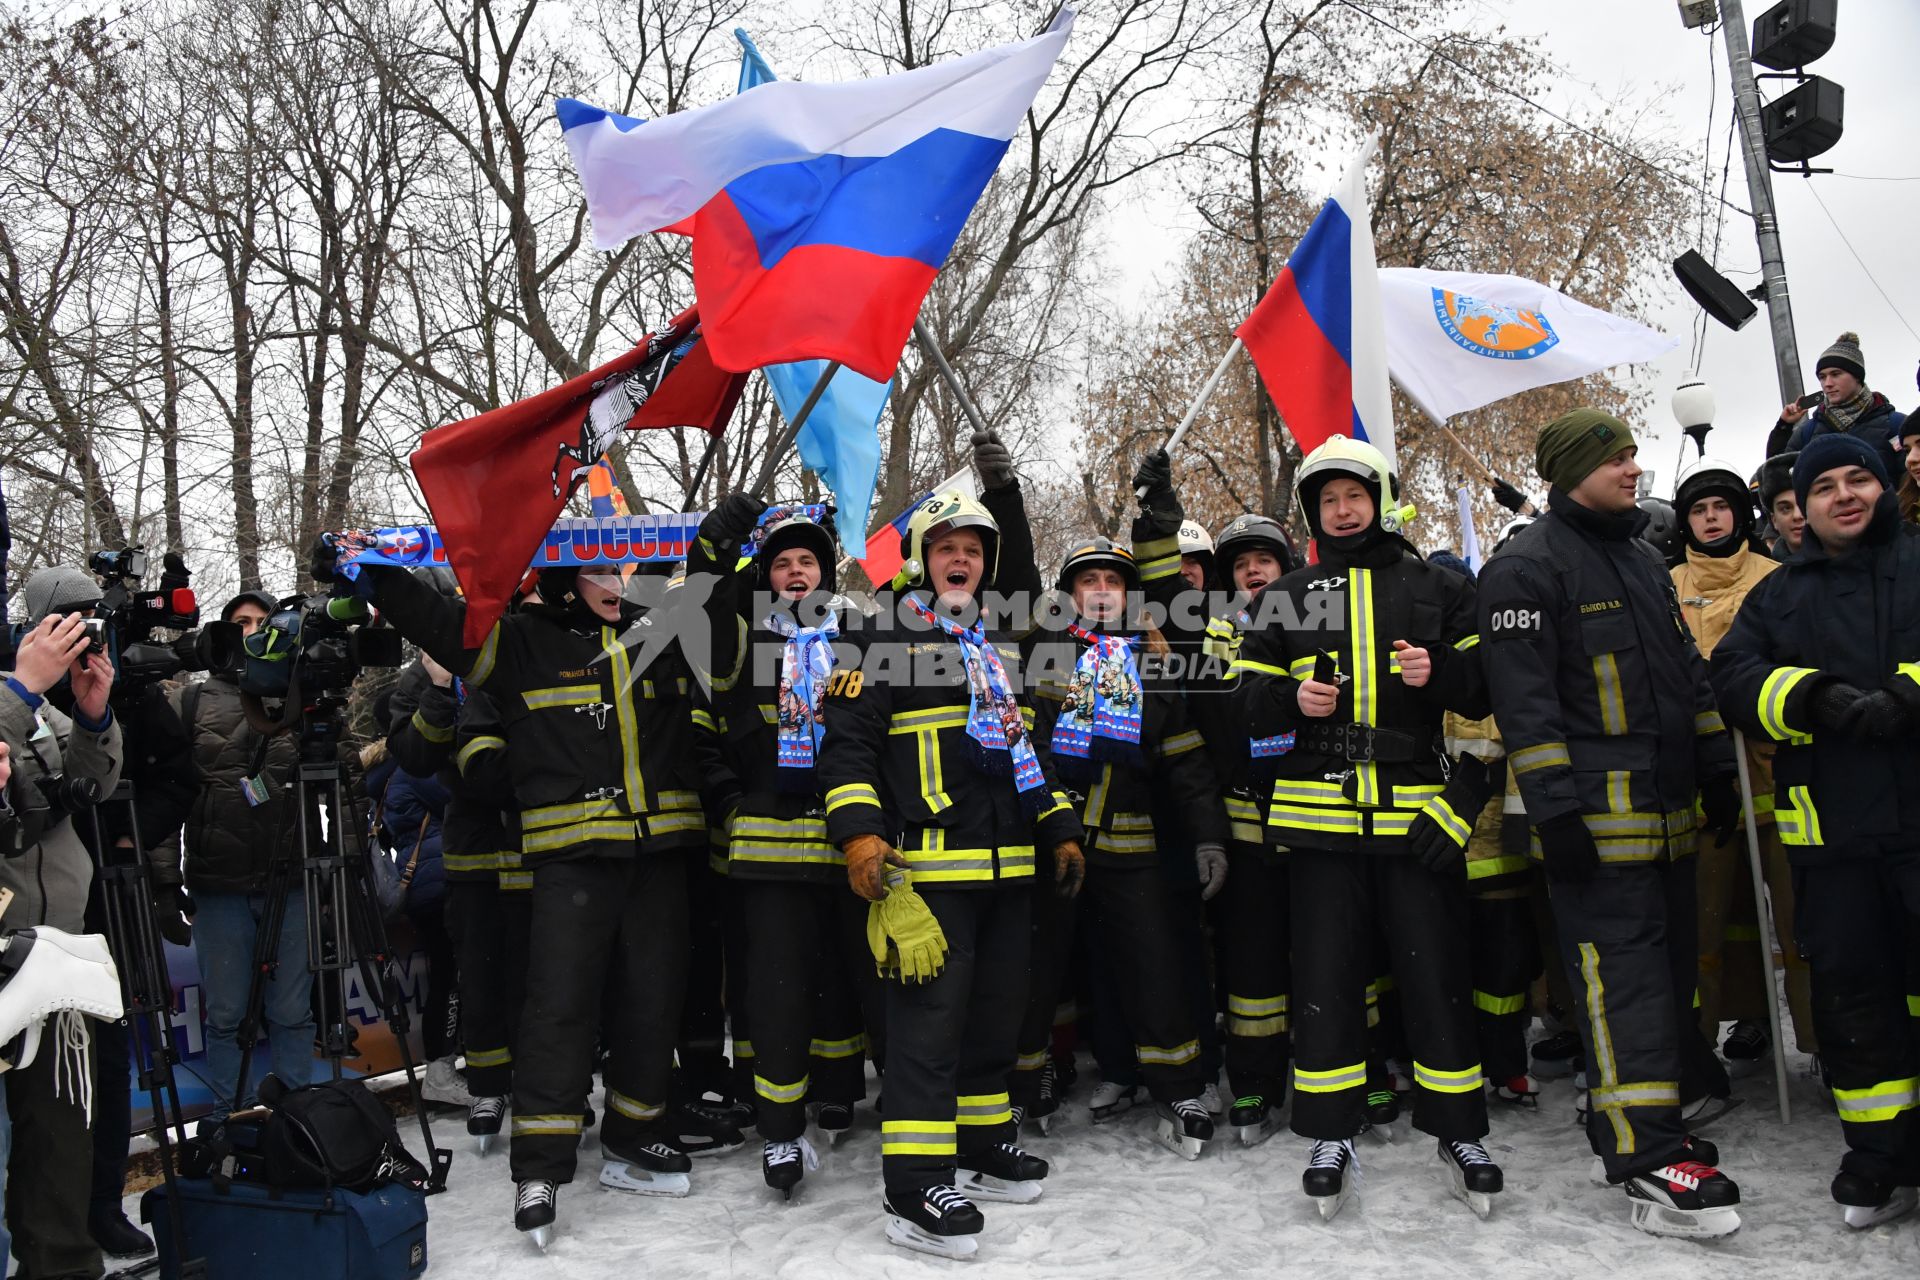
[1295,722,1425,763]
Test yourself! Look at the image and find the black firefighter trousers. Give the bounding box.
[444,875,530,1099]
[1548,855,1728,1180]
[510,851,687,1183]
[1793,851,1920,1187]
[1289,848,1487,1142]
[1219,840,1291,1106]
[880,884,1029,1195]
[736,878,871,1142]
[1013,862,1204,1109]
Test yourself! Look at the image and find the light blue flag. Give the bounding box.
[733,28,891,557]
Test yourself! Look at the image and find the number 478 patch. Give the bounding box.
[1488,607,1542,633]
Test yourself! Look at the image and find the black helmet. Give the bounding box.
[1055,536,1140,594]
[755,505,838,595]
[1213,514,1298,589]
[1637,496,1680,564]
[1674,456,1757,552]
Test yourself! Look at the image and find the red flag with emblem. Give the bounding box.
[410,308,747,646]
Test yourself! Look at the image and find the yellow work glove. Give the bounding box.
[866,866,949,983]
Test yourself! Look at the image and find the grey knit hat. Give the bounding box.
[1816,331,1865,382]
[22,566,102,623]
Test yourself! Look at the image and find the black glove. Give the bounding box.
[1131,448,1184,536]
[1699,773,1741,842]
[970,429,1016,490]
[1804,679,1868,735]
[308,533,339,584]
[1842,688,1914,742]
[154,886,194,948]
[1405,755,1490,875]
[698,492,766,547]
[1535,813,1600,883]
[1490,478,1529,513]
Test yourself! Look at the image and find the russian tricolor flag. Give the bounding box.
[1235,138,1395,467]
[557,13,1073,384]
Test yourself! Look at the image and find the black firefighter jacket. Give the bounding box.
[817,597,1081,890]
[1477,491,1735,865]
[387,660,519,883]
[1710,496,1920,864]
[1230,534,1488,855]
[362,566,705,867]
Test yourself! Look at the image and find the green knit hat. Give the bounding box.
[1535,408,1637,491]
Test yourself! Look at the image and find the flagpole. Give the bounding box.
[681,433,723,507]
[912,318,990,437]
[1136,337,1244,498]
[749,361,840,494]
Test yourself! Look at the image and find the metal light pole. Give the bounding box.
[1718,0,1805,404]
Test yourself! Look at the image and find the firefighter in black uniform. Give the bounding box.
[313,539,716,1246]
[686,499,873,1195]
[1477,408,1744,1239]
[1711,434,1920,1230]
[1016,537,1226,1157]
[1231,435,1500,1221]
[1132,449,1297,1141]
[818,489,1083,1260]
[386,639,527,1155]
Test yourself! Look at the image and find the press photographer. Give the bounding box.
[1,567,124,1280]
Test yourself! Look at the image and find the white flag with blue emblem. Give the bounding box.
[1378,268,1676,424]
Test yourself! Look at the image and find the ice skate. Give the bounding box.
[1720,1021,1771,1080]
[0,927,123,1068]
[1833,1170,1919,1230]
[956,1140,1048,1203]
[468,1095,507,1156]
[668,1099,746,1157]
[811,1102,853,1147]
[1623,1160,1741,1238]
[1590,1135,1718,1186]
[514,1178,558,1249]
[1302,1138,1357,1221]
[1229,1095,1275,1147]
[421,1056,474,1108]
[1490,1074,1539,1108]
[1439,1139,1503,1219]
[762,1136,819,1200]
[1680,1091,1744,1131]
[1029,1063,1062,1135]
[884,1185,984,1260]
[1529,1028,1583,1081]
[1361,1089,1400,1144]
[1199,1081,1226,1117]
[1153,1098,1214,1161]
[599,1138,693,1197]
[1088,1079,1142,1123]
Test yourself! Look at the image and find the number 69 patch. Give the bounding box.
[1487,607,1542,633]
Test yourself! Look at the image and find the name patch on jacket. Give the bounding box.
[1577,599,1623,615]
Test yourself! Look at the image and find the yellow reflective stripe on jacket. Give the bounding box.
[1159,729,1204,758]
[729,815,840,866]
[1453,634,1481,651]
[410,709,452,744]
[1348,567,1381,807]
[606,631,649,814]
[523,683,600,710]
[1510,742,1571,774]
[1422,794,1472,847]
[901,826,1034,883]
[1228,657,1290,679]
[1758,666,1818,742]
[523,819,639,853]
[442,851,500,874]
[913,727,951,812]
[1473,989,1527,1015]
[889,707,968,733]
[455,734,505,773]
[1593,653,1627,735]
[1467,854,1530,881]
[467,623,503,686]
[691,708,719,733]
[1776,785,1824,846]
[825,783,881,814]
[1134,532,1181,583]
[1694,709,1726,736]
[1093,830,1156,855]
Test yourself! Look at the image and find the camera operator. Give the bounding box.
[2,567,124,1280]
[152,591,309,1118]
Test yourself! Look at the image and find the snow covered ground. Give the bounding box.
[388,1044,1918,1280]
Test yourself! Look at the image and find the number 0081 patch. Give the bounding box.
[1487,607,1543,633]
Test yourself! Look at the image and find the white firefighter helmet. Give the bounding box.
[1294,434,1417,536]
[892,490,1002,592]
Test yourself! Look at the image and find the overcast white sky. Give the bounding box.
[1105,0,1920,496]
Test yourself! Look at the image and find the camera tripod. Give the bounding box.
[229,702,450,1192]
[82,783,206,1279]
